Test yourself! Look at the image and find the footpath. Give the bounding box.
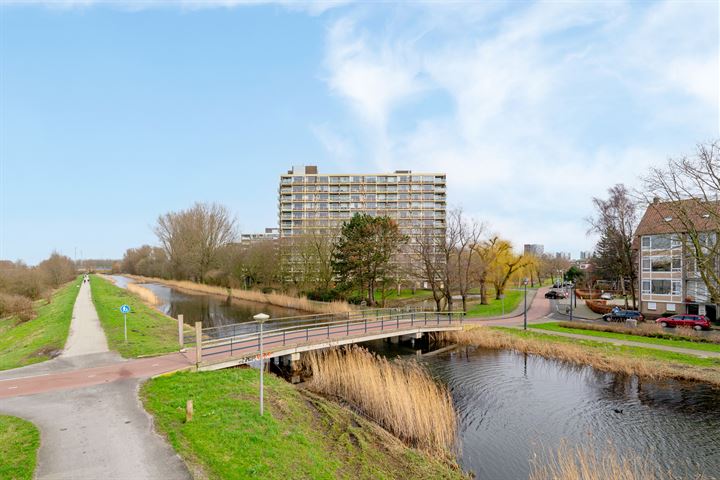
[0,280,190,480]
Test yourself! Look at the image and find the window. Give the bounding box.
[671,257,681,272]
[642,280,651,294]
[651,257,671,272]
[648,302,657,311]
[642,258,651,272]
[667,304,676,312]
[671,280,682,295]
[651,280,671,295]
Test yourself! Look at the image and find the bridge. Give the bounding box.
[183,309,465,371]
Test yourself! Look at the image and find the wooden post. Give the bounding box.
[186,399,193,422]
[195,321,202,366]
[178,314,184,347]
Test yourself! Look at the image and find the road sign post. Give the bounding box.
[120,304,131,343]
[254,313,270,416]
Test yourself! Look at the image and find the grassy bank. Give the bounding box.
[443,327,720,386]
[90,275,179,358]
[465,289,523,317]
[0,415,40,480]
[127,275,352,315]
[0,277,81,371]
[142,368,465,480]
[533,322,720,353]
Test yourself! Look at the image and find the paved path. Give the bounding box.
[62,280,111,357]
[523,327,720,358]
[0,279,191,480]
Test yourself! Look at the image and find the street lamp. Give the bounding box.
[523,278,529,330]
[254,313,270,416]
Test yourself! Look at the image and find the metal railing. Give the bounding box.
[190,310,464,363]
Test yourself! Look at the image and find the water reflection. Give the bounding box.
[362,341,720,480]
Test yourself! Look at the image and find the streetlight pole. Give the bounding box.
[254,313,270,416]
[523,278,529,330]
[569,286,574,321]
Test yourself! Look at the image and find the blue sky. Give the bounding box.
[1,0,718,264]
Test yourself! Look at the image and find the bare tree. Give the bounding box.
[412,230,445,312]
[641,140,720,304]
[587,184,638,309]
[154,202,237,282]
[448,209,484,313]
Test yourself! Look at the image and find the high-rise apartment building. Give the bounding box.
[278,166,447,280]
[523,244,544,256]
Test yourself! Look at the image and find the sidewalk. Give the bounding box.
[521,327,720,359]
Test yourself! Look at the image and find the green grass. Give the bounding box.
[531,322,720,354]
[90,275,179,358]
[0,415,40,480]
[0,277,81,371]
[142,368,465,480]
[493,327,720,368]
[465,289,523,317]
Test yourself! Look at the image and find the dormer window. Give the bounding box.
[663,216,672,222]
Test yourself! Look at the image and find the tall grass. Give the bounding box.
[126,282,159,306]
[126,275,353,314]
[441,327,720,386]
[557,321,720,344]
[303,346,457,457]
[530,442,660,480]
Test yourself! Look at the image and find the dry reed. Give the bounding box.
[303,346,457,457]
[530,442,662,480]
[125,275,352,314]
[558,321,720,344]
[126,282,160,306]
[441,327,720,386]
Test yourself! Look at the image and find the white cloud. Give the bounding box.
[317,0,718,255]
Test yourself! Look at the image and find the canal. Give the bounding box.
[361,339,720,479]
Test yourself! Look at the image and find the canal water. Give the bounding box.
[360,339,720,479]
[108,275,307,334]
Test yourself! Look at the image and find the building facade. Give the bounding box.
[240,227,279,244]
[635,200,718,321]
[278,165,447,282]
[523,244,544,256]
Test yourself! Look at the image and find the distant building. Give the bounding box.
[523,244,544,256]
[554,252,571,260]
[635,199,718,321]
[240,227,279,244]
[579,251,593,260]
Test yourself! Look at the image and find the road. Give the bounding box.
[0,280,190,480]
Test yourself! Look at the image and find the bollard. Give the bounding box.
[178,314,184,348]
[195,321,202,366]
[186,399,193,423]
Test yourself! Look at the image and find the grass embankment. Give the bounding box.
[90,275,179,358]
[533,322,720,353]
[304,346,457,457]
[0,415,40,480]
[465,289,523,317]
[126,275,352,315]
[443,327,720,386]
[142,368,465,480]
[0,277,81,371]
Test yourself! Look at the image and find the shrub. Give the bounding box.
[306,287,343,302]
[0,293,36,322]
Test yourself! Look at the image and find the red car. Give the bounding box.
[656,314,711,331]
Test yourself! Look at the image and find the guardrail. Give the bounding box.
[187,310,464,365]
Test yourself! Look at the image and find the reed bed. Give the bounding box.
[557,321,720,344]
[125,275,352,314]
[303,346,457,457]
[530,442,663,480]
[441,327,720,386]
[126,282,160,306]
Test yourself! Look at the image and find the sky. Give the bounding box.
[0,0,718,265]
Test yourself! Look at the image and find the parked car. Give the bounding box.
[656,314,711,331]
[602,310,644,322]
[599,292,614,300]
[545,290,567,299]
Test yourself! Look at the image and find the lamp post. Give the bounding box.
[254,313,270,416]
[523,278,529,330]
[569,285,574,321]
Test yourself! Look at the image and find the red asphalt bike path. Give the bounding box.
[1,287,553,400]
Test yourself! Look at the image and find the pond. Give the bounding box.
[361,339,720,479]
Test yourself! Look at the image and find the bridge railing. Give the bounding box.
[195,310,464,362]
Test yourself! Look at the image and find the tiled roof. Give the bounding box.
[635,199,719,238]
